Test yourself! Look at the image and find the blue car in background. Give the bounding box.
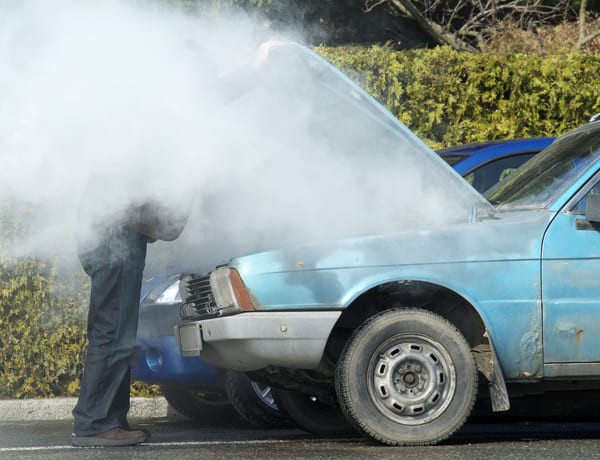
[438,137,555,194]
[131,137,553,426]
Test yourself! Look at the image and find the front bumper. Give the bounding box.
[175,311,342,372]
[131,335,219,384]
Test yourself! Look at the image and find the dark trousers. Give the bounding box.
[73,225,148,436]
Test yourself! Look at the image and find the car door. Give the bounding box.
[542,173,600,375]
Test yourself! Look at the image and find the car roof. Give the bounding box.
[439,137,556,175]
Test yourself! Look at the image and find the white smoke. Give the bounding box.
[0,0,476,275]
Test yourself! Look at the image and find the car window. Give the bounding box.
[464,153,536,194]
[487,125,600,209]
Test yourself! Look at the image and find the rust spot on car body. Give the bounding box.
[515,362,542,379]
[554,323,585,361]
[575,328,584,357]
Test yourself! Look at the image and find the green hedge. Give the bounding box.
[0,257,86,398]
[316,45,600,149]
[2,46,600,398]
[0,203,87,398]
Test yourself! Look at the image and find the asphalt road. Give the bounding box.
[3,415,600,460]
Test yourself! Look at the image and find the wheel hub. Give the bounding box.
[394,361,427,394]
[368,334,457,425]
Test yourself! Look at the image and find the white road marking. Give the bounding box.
[0,438,352,452]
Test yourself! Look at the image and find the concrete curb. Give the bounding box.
[0,397,172,422]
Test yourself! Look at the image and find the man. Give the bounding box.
[71,198,187,447]
[70,40,279,447]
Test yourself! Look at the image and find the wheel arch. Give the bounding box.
[323,278,510,412]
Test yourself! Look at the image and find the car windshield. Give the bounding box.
[486,124,600,209]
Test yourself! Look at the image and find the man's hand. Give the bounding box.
[122,201,189,242]
[252,40,285,68]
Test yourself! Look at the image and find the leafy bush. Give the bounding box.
[317,45,600,149]
[0,259,86,398]
[0,254,159,398]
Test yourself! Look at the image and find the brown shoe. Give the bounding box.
[71,427,150,447]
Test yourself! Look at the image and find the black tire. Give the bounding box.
[160,384,237,420]
[224,371,292,428]
[336,308,478,446]
[271,387,355,435]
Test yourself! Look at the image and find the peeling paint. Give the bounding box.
[517,371,533,378]
[555,324,581,335]
[518,313,543,376]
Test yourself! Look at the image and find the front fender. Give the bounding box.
[339,264,543,381]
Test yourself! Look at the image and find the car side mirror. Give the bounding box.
[586,194,600,223]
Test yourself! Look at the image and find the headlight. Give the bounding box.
[141,276,181,305]
[156,279,181,303]
[209,266,255,315]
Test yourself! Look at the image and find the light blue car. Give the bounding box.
[132,42,553,428]
[133,137,553,429]
[174,45,600,445]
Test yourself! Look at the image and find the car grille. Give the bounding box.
[179,273,218,319]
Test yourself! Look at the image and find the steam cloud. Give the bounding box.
[0,0,476,275]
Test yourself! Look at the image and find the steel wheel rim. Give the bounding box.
[250,381,278,410]
[366,333,456,425]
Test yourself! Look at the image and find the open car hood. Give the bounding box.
[262,43,495,221]
[223,42,496,234]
